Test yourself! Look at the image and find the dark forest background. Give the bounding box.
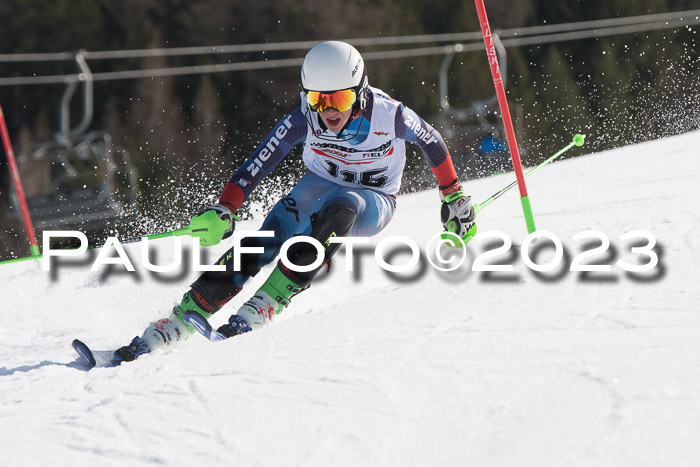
[1,0,699,260]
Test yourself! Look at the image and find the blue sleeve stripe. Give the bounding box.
[396,105,449,168]
[228,107,308,198]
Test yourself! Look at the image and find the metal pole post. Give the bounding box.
[0,101,40,256]
[474,0,537,233]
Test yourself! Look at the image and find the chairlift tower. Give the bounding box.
[8,51,138,237]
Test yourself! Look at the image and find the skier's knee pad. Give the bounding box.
[284,204,358,285]
[313,203,358,241]
[141,312,194,351]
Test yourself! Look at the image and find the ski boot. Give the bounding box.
[117,289,221,361]
[230,265,306,330]
[141,289,219,351]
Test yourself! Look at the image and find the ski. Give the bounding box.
[182,310,228,341]
[72,339,123,369]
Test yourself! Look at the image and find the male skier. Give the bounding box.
[114,40,476,361]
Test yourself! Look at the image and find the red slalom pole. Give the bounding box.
[474,0,537,233]
[0,101,40,257]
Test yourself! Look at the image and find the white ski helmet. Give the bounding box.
[301,41,368,113]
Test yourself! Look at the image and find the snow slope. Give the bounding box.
[1,132,699,467]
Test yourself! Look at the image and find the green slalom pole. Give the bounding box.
[0,210,239,267]
[0,254,43,266]
[475,133,586,214]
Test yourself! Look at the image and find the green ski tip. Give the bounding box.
[573,134,586,146]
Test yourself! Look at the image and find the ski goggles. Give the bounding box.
[305,89,357,112]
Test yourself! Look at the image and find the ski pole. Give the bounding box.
[475,133,585,214]
[0,210,239,266]
[0,228,191,266]
[103,225,194,246]
[93,209,240,247]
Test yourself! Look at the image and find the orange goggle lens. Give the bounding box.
[306,89,356,112]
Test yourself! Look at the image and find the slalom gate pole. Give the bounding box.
[0,210,238,266]
[474,0,536,233]
[475,134,586,214]
[0,101,40,257]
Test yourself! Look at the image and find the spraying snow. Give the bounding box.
[1,131,699,466]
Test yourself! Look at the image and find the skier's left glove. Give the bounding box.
[440,187,477,245]
[189,203,240,246]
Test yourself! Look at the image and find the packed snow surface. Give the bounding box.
[2,132,699,466]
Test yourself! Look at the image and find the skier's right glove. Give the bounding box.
[440,188,477,246]
[189,203,240,246]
